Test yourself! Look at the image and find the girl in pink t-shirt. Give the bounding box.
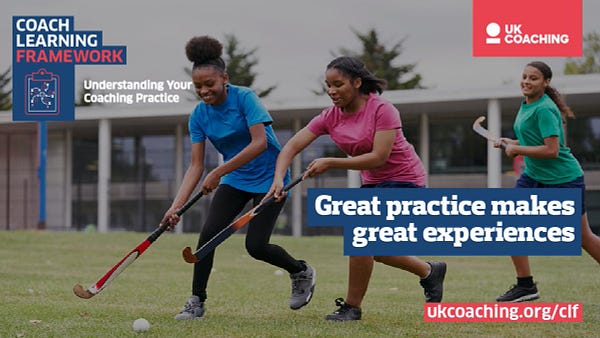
[268,56,446,321]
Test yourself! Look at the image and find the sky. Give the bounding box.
[3,0,600,101]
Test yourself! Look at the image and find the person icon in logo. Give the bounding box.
[486,22,501,44]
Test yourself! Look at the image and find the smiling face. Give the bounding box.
[192,66,228,105]
[520,65,550,103]
[325,68,363,112]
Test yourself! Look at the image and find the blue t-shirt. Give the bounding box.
[188,85,289,193]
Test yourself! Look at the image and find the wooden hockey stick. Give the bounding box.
[182,174,305,264]
[73,190,204,299]
[472,116,507,149]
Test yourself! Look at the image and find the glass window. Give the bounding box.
[110,135,175,230]
[402,116,420,154]
[72,139,98,230]
[568,116,600,170]
[112,135,175,183]
[429,116,488,174]
[73,139,98,184]
[141,135,175,182]
[111,137,135,182]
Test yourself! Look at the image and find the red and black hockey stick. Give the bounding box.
[182,174,305,264]
[472,116,507,149]
[73,190,204,299]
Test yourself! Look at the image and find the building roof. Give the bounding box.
[2,72,599,128]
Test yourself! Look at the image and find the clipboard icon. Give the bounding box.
[25,68,60,116]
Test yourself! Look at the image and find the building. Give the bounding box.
[1,73,599,235]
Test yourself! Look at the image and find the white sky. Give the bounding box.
[3,0,600,101]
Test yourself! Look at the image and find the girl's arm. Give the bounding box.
[505,136,559,158]
[306,129,395,175]
[268,127,318,198]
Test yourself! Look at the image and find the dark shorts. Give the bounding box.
[361,181,426,189]
[515,174,586,214]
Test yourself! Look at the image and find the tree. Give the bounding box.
[564,31,600,74]
[315,28,424,94]
[223,34,276,97]
[185,34,277,98]
[0,66,12,111]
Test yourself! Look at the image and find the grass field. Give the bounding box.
[1,230,599,337]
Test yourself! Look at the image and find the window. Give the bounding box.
[429,117,488,174]
[568,116,600,170]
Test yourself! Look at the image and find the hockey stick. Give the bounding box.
[182,174,306,264]
[73,190,204,299]
[472,116,507,149]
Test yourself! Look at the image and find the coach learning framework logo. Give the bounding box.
[26,68,59,116]
[473,0,582,57]
[12,16,127,121]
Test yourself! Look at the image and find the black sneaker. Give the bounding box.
[496,284,539,302]
[289,261,316,310]
[174,295,205,320]
[419,261,447,302]
[325,298,362,321]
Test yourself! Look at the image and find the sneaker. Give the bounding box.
[325,298,362,321]
[174,295,205,320]
[419,261,447,302]
[496,284,539,302]
[289,261,316,310]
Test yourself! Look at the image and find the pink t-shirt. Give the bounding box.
[307,93,426,186]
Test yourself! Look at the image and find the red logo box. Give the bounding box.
[473,0,582,57]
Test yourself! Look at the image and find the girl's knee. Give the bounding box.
[246,242,268,260]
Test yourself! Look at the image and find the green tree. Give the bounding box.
[564,31,600,74]
[185,34,276,98]
[0,66,12,111]
[223,34,276,97]
[316,28,424,94]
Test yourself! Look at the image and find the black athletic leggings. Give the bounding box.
[192,184,304,301]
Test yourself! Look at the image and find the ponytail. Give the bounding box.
[544,86,575,119]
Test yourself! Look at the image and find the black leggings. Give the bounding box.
[192,184,304,300]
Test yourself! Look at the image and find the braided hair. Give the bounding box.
[327,56,387,95]
[185,36,226,72]
[527,61,575,119]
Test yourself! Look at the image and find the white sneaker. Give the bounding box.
[174,295,205,320]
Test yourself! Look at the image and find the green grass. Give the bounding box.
[1,230,599,337]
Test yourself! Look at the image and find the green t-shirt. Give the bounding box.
[513,93,583,184]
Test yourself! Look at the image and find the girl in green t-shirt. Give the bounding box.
[493,61,600,302]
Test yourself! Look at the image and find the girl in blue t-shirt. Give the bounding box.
[494,61,600,302]
[162,36,315,319]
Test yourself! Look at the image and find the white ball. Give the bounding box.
[132,318,150,332]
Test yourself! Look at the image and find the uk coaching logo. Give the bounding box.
[12,16,127,121]
[484,22,570,46]
[473,0,582,57]
[485,23,501,44]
